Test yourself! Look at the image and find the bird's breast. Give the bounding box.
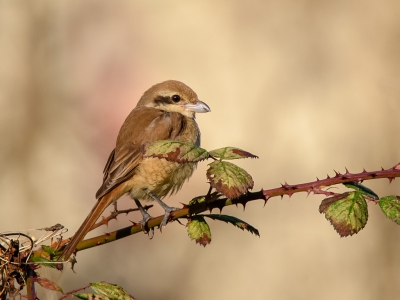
[128,158,196,200]
[126,115,200,201]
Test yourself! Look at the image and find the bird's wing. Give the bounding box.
[95,107,187,199]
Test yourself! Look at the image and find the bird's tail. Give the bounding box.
[58,193,114,261]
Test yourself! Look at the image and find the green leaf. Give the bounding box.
[188,195,206,206]
[207,161,254,198]
[90,282,135,300]
[379,195,400,225]
[41,245,57,256]
[29,257,58,269]
[203,214,260,237]
[145,140,209,163]
[319,191,368,237]
[188,192,221,206]
[343,182,379,200]
[187,216,212,246]
[75,294,111,300]
[209,147,258,160]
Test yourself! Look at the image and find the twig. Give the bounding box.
[89,205,153,231]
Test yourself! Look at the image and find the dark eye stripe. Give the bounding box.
[154,96,171,106]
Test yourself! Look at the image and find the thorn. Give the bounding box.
[263,197,269,207]
[362,168,367,173]
[316,177,320,181]
[287,192,293,198]
[389,177,395,184]
[280,195,283,200]
[131,221,140,226]
[345,167,350,174]
[334,170,340,177]
[242,202,246,211]
[306,189,312,196]
[326,174,330,179]
[381,167,385,171]
[101,216,109,226]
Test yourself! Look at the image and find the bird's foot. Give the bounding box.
[146,192,180,231]
[140,213,154,238]
[138,209,152,228]
[134,199,154,237]
[160,205,180,231]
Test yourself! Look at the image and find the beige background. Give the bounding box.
[1,1,400,299]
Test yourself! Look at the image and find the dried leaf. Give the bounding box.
[209,147,258,160]
[145,140,209,163]
[91,281,135,300]
[207,161,254,198]
[36,277,63,293]
[187,216,212,246]
[203,214,260,237]
[343,182,379,200]
[319,191,368,237]
[379,195,400,225]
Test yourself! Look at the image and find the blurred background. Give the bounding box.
[1,0,399,299]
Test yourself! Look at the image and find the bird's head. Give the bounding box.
[137,80,211,118]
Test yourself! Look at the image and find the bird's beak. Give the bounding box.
[182,100,211,113]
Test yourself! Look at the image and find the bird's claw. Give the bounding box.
[137,210,154,238]
[160,206,180,232]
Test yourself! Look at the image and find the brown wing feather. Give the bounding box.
[95,107,188,199]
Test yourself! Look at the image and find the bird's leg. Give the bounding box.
[147,192,179,229]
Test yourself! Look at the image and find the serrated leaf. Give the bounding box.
[379,195,400,225]
[207,161,254,198]
[203,214,260,237]
[187,216,211,246]
[145,140,209,163]
[36,277,63,293]
[343,181,379,200]
[90,282,135,300]
[319,191,368,237]
[75,294,111,300]
[29,257,58,269]
[209,147,258,160]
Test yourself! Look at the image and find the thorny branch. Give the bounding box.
[68,163,400,254]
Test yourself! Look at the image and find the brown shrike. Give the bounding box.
[60,80,210,260]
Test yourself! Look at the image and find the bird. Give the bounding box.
[59,80,210,260]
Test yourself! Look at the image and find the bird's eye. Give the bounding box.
[171,94,181,102]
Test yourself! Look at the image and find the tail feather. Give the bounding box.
[59,193,113,261]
